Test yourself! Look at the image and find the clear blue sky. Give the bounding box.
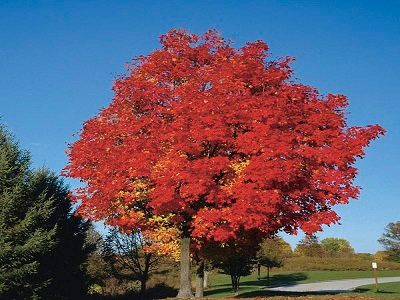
[1,1,399,253]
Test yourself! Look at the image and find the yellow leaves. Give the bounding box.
[125,177,152,200]
[222,159,250,192]
[231,159,250,175]
[151,149,174,173]
[147,213,175,225]
[143,214,181,261]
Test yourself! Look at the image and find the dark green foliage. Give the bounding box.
[379,221,400,262]
[0,125,91,299]
[208,240,259,294]
[30,169,92,300]
[0,126,56,299]
[214,252,256,293]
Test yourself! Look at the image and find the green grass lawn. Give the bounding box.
[205,269,400,298]
[355,281,400,296]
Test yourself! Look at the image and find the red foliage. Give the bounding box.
[63,29,384,242]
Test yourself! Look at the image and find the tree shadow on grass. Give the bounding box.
[237,290,346,298]
[204,287,235,296]
[204,272,308,298]
[205,286,256,297]
[354,288,395,294]
[243,272,308,288]
[238,286,397,298]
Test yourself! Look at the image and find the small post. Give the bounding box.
[372,262,379,292]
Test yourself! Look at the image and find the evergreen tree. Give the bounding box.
[30,169,92,300]
[0,126,56,299]
[0,125,92,299]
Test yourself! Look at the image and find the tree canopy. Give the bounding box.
[258,236,292,268]
[378,221,400,262]
[63,29,384,298]
[321,237,354,255]
[295,235,324,257]
[64,28,384,241]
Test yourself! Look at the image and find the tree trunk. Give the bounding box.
[267,266,270,285]
[140,253,151,295]
[195,260,204,298]
[177,237,193,298]
[203,270,209,289]
[140,279,146,296]
[231,275,240,295]
[257,263,261,280]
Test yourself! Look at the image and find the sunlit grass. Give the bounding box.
[355,281,400,295]
[205,269,400,298]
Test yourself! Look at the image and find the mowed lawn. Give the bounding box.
[204,269,400,298]
[355,281,400,295]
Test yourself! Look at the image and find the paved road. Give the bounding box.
[265,277,400,293]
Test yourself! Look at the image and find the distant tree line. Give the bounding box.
[294,235,354,257]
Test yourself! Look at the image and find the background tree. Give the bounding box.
[63,29,384,298]
[378,221,400,262]
[257,236,292,282]
[85,229,137,298]
[0,126,55,299]
[30,169,93,300]
[207,235,260,295]
[102,228,160,295]
[295,235,324,257]
[191,254,213,298]
[0,125,92,300]
[373,251,389,262]
[321,237,354,256]
[85,226,112,295]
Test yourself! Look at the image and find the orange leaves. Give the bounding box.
[64,29,384,246]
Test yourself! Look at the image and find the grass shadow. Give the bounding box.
[239,287,398,298]
[244,272,308,288]
[354,288,395,294]
[204,287,235,296]
[204,272,308,298]
[210,272,308,289]
[236,290,346,298]
[205,286,258,297]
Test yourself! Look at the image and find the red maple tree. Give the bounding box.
[63,29,384,298]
